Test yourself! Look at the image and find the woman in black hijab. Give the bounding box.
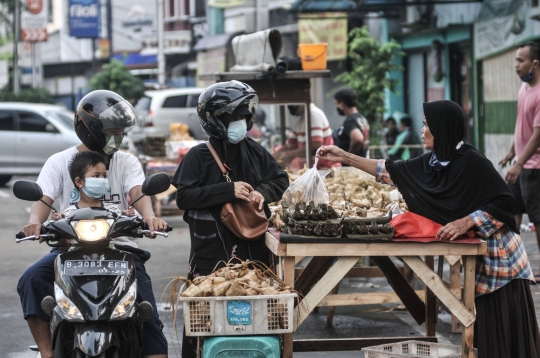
[317,100,539,358]
[172,81,289,358]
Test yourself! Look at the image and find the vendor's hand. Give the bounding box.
[143,215,168,238]
[505,163,522,185]
[436,217,474,241]
[316,145,348,164]
[234,182,254,202]
[499,151,515,169]
[24,221,42,240]
[122,206,135,217]
[248,190,265,210]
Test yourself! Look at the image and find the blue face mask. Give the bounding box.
[227,119,247,144]
[521,72,535,83]
[82,178,110,199]
[521,62,537,83]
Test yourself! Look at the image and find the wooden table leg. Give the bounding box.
[425,256,437,336]
[450,260,463,333]
[326,283,340,327]
[462,255,476,358]
[283,257,296,358]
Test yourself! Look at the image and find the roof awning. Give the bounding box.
[193,32,241,52]
[290,0,482,12]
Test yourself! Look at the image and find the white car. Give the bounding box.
[0,103,80,186]
[131,87,206,141]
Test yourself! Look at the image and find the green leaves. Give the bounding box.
[88,59,144,102]
[0,86,54,103]
[334,26,404,123]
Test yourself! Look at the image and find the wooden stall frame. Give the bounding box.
[265,232,486,358]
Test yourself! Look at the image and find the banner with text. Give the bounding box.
[69,0,100,38]
[298,12,347,61]
[21,0,48,42]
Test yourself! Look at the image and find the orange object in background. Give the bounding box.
[298,43,328,70]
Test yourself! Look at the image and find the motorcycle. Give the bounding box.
[13,172,172,358]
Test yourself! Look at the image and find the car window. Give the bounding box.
[162,95,187,108]
[187,94,199,108]
[18,111,55,132]
[45,111,74,130]
[135,96,151,111]
[0,110,15,131]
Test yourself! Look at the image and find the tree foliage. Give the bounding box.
[0,85,54,103]
[334,26,404,123]
[88,59,144,102]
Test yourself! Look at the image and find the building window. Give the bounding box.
[165,0,188,19]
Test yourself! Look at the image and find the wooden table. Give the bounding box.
[199,70,331,167]
[265,232,487,358]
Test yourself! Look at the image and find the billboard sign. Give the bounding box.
[21,0,48,42]
[69,0,100,38]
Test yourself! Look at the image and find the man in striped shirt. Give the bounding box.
[274,103,340,170]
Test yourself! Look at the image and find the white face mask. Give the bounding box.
[227,119,247,144]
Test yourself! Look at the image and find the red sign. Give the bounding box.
[26,0,43,14]
[22,28,48,42]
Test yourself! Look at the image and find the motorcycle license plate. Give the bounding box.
[64,260,129,276]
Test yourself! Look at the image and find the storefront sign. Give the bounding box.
[208,0,244,8]
[298,12,348,61]
[69,0,100,38]
[21,0,48,42]
[141,31,192,55]
[474,0,540,59]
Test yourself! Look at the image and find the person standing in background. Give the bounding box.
[500,41,540,268]
[385,117,399,146]
[333,88,370,158]
[273,103,340,170]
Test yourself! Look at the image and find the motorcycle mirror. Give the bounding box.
[13,180,58,213]
[130,173,171,207]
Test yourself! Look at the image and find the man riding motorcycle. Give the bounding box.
[18,90,169,358]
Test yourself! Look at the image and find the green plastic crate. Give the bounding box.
[202,335,281,358]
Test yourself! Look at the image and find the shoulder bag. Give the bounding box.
[205,141,268,240]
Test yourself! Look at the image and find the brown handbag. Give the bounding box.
[205,142,268,240]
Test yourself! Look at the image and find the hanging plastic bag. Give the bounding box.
[282,149,329,205]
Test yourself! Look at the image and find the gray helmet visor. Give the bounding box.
[213,94,258,118]
[99,100,140,135]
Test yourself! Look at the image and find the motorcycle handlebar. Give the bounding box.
[141,223,173,232]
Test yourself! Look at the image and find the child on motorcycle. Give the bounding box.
[51,151,135,220]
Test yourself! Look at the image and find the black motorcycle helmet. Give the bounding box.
[197,80,258,140]
[74,90,140,154]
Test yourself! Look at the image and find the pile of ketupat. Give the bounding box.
[180,260,293,298]
[285,166,408,219]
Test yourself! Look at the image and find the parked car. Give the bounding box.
[0,103,81,186]
[131,87,206,142]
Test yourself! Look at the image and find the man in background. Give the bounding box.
[333,88,370,158]
[273,103,340,170]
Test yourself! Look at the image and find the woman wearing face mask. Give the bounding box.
[172,81,289,358]
[317,100,540,358]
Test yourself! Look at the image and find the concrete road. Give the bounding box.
[3,175,540,357]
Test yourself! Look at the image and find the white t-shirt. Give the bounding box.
[37,147,145,247]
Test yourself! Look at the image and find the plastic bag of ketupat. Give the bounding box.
[282,149,329,206]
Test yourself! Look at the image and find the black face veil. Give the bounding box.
[386,100,517,233]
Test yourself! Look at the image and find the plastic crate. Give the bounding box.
[202,335,281,358]
[362,340,478,358]
[181,293,296,337]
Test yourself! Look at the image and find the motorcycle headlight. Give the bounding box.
[54,283,83,321]
[111,281,137,320]
[71,219,110,242]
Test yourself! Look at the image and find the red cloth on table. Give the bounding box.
[390,212,475,239]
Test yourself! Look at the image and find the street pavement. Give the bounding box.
[2,175,540,357]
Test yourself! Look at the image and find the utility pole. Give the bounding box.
[13,0,20,93]
[157,0,165,86]
[106,0,113,58]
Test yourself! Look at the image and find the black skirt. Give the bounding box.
[474,279,540,358]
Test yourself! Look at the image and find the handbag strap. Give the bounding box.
[205,141,232,182]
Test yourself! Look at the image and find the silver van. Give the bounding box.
[0,103,80,186]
